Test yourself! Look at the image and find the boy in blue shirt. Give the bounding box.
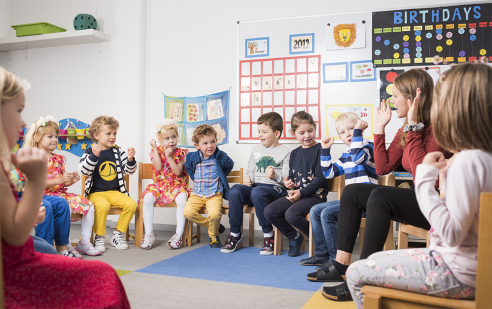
[183,124,234,248]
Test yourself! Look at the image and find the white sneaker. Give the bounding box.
[110,231,129,250]
[167,234,182,250]
[94,235,107,253]
[76,241,102,256]
[66,243,83,259]
[141,233,157,250]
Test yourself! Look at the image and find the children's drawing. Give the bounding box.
[245,37,269,58]
[325,104,373,140]
[212,123,227,143]
[187,104,202,122]
[326,21,366,50]
[169,102,184,121]
[350,60,376,82]
[207,99,224,120]
[323,62,348,83]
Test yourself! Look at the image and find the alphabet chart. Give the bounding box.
[239,55,321,141]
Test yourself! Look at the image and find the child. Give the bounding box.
[264,111,327,257]
[183,124,234,248]
[344,62,492,307]
[23,116,101,257]
[0,66,130,308]
[221,112,291,254]
[301,112,378,279]
[79,116,137,251]
[138,119,191,249]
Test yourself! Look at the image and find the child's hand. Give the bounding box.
[11,147,47,183]
[34,206,46,227]
[244,175,252,186]
[62,173,73,185]
[286,190,301,203]
[127,147,136,161]
[321,137,334,149]
[284,176,295,189]
[407,88,421,125]
[265,166,276,179]
[150,139,157,149]
[422,151,447,170]
[354,120,368,131]
[92,144,101,157]
[165,146,174,158]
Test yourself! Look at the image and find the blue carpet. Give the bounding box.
[136,245,324,291]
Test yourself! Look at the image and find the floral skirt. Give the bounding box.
[138,181,190,206]
[45,192,93,222]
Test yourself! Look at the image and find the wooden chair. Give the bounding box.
[361,192,492,309]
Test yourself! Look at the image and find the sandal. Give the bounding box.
[307,264,346,282]
[321,282,353,301]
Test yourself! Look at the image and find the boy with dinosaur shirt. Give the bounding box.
[221,112,291,255]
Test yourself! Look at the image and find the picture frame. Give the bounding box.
[349,60,376,82]
[245,37,269,58]
[289,33,315,54]
[322,62,348,83]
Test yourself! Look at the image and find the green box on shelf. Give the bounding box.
[11,22,66,37]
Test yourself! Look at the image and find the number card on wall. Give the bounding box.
[239,55,321,141]
[290,33,315,54]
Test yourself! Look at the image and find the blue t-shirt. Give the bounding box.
[90,148,120,194]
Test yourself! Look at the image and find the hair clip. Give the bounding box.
[156,119,177,134]
[36,115,57,128]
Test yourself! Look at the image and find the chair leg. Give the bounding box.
[383,221,394,251]
[248,213,254,247]
[309,220,314,258]
[274,226,283,255]
[187,220,193,247]
[398,227,408,250]
[183,220,189,247]
[134,201,144,247]
[364,293,382,308]
[300,232,306,252]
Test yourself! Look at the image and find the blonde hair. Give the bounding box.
[157,124,179,144]
[290,111,316,133]
[88,116,119,142]
[335,112,360,133]
[0,67,25,166]
[23,119,60,148]
[192,124,217,144]
[393,69,434,148]
[432,62,492,152]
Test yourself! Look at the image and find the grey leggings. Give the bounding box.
[346,248,475,309]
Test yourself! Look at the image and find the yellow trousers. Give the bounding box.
[89,191,137,236]
[183,193,223,238]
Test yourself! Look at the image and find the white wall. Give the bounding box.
[0,0,482,232]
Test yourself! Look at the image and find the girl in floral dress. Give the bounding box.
[24,116,101,257]
[138,119,191,250]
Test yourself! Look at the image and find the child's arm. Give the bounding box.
[121,147,137,175]
[184,153,195,181]
[320,137,345,179]
[276,150,291,185]
[79,148,98,176]
[350,124,374,166]
[245,148,256,185]
[1,148,47,246]
[150,139,162,171]
[166,148,184,176]
[221,152,235,177]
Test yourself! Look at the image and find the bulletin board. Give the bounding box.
[163,90,229,147]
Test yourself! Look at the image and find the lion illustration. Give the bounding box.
[333,23,357,47]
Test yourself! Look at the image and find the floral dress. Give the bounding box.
[138,146,191,205]
[45,153,93,220]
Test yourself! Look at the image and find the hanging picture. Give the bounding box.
[350,60,376,82]
[379,69,404,110]
[169,102,184,121]
[323,62,348,83]
[325,104,373,140]
[326,21,366,50]
[245,37,269,58]
[207,99,224,120]
[289,33,315,54]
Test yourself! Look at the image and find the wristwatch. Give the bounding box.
[403,122,425,133]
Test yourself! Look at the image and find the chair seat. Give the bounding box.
[361,286,475,309]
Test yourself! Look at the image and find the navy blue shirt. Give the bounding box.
[288,143,327,199]
[90,148,120,194]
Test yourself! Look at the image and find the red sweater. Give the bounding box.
[374,125,451,185]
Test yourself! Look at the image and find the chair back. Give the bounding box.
[81,174,129,196]
[138,162,154,200]
[227,168,243,185]
[476,192,492,309]
[378,174,395,187]
[326,174,345,199]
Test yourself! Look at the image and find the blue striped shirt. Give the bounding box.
[192,151,223,198]
[320,129,378,185]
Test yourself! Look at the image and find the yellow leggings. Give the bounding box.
[183,193,223,238]
[89,191,137,236]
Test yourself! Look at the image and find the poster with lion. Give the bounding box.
[326,21,366,50]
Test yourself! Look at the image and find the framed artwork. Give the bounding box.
[289,33,315,54]
[349,60,376,82]
[325,104,374,140]
[323,62,348,83]
[245,37,269,58]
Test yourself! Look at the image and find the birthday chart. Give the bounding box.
[372,3,492,67]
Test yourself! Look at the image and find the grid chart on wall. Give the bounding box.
[239,55,321,141]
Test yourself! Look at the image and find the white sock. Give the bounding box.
[58,249,69,255]
[142,193,156,235]
[295,231,300,239]
[174,193,188,237]
[79,206,95,244]
[264,231,273,238]
[231,232,240,237]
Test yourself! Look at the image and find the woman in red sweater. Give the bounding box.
[320,69,451,301]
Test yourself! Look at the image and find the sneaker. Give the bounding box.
[209,236,222,248]
[110,231,129,250]
[141,233,157,250]
[288,233,304,257]
[260,233,275,255]
[66,243,83,259]
[94,235,107,253]
[166,234,182,250]
[76,241,102,256]
[59,250,77,259]
[221,233,243,253]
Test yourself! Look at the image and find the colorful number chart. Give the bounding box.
[239,55,321,141]
[372,3,492,67]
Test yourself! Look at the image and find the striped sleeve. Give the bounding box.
[120,148,137,175]
[350,129,373,165]
[320,147,345,179]
[79,148,98,176]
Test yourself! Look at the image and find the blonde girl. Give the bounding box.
[264,111,327,257]
[137,119,191,249]
[24,117,101,256]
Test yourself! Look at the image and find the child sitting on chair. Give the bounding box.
[138,119,191,250]
[183,124,234,248]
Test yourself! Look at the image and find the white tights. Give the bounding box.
[142,192,187,237]
[72,206,95,244]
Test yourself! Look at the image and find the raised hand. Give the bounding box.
[354,120,368,131]
[284,175,294,190]
[374,99,392,134]
[286,190,301,203]
[244,175,252,186]
[407,87,421,125]
[92,144,101,157]
[11,147,47,184]
[265,166,276,179]
[150,139,157,149]
[321,136,334,149]
[127,147,136,161]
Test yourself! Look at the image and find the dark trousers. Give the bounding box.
[337,183,431,259]
[264,196,324,240]
[228,183,287,234]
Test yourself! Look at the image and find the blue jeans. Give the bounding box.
[310,200,340,259]
[228,183,287,234]
[32,195,71,246]
[31,235,57,254]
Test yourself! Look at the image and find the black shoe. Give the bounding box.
[219,224,225,234]
[299,254,331,266]
[288,233,304,257]
[307,263,346,282]
[260,232,275,255]
[220,233,243,253]
[322,282,352,301]
[209,236,222,248]
[315,259,333,271]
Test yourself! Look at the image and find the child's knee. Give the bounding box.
[94,202,111,214]
[183,206,195,219]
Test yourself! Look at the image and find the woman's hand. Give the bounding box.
[374,99,392,134]
[407,88,421,125]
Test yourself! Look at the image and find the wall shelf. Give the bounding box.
[0,29,111,52]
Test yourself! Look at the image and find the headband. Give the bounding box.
[156,119,177,134]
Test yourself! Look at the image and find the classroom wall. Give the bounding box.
[0,0,481,232]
